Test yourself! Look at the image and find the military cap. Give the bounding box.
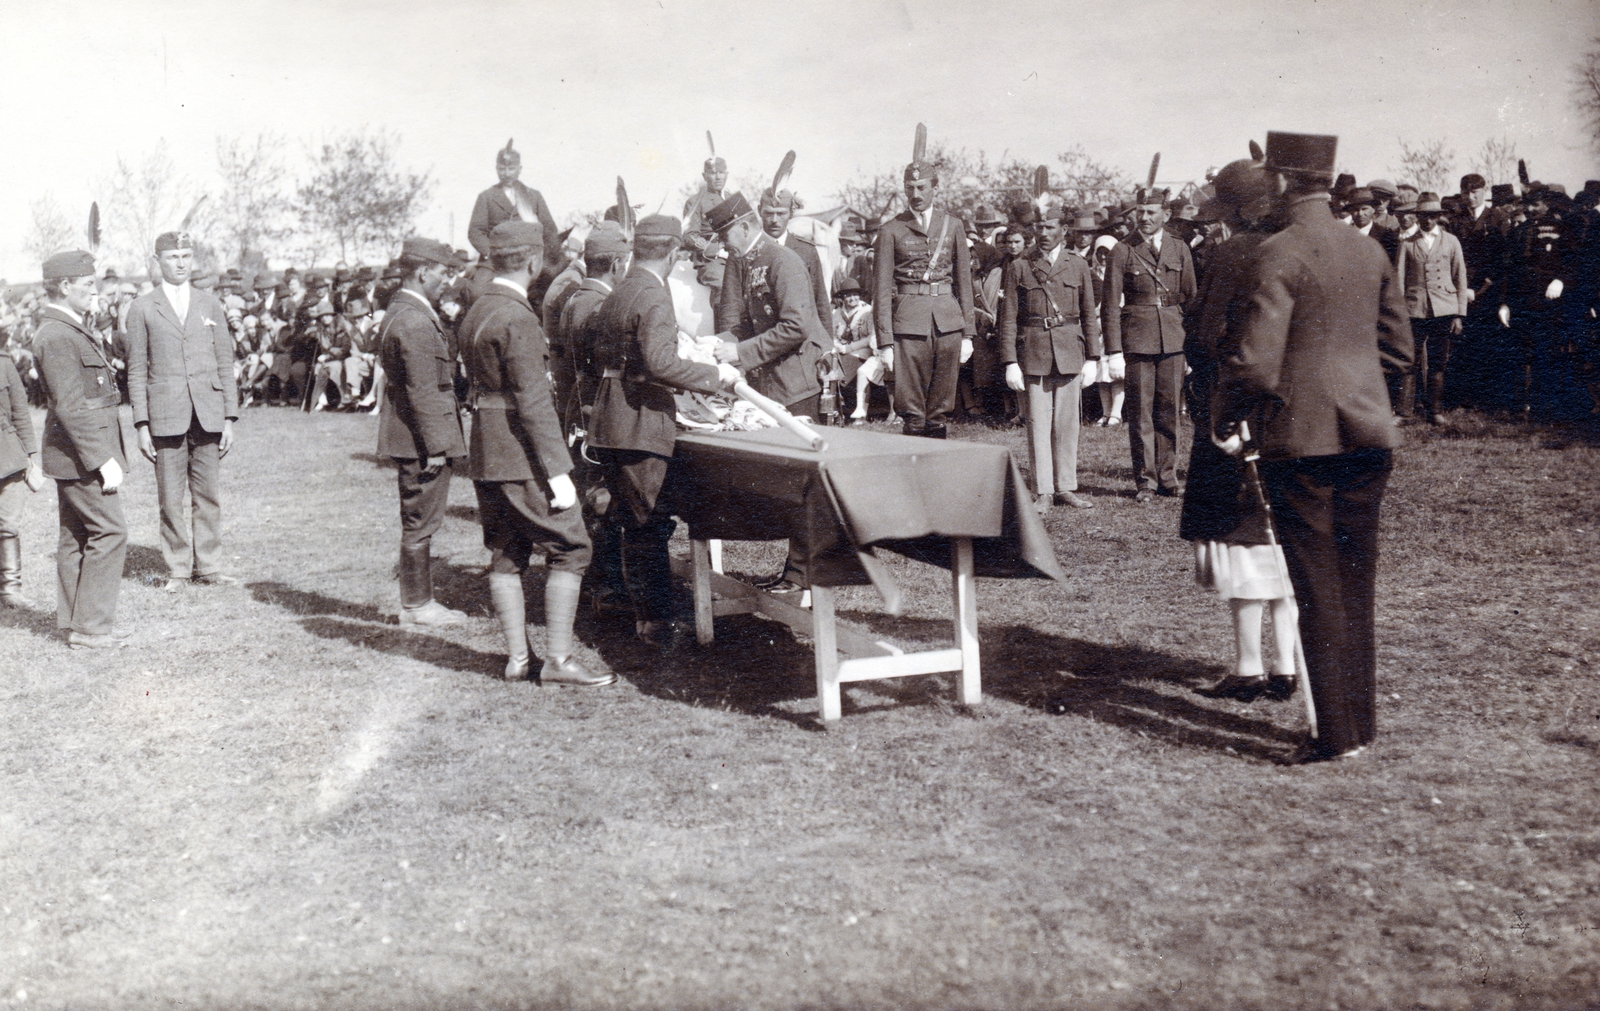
[488,220,545,253]
[759,188,798,212]
[584,221,631,257]
[974,205,1005,228]
[1041,205,1070,223]
[155,231,194,252]
[1459,173,1487,193]
[634,214,683,239]
[1343,187,1376,207]
[1263,132,1337,179]
[1134,187,1169,208]
[704,155,727,173]
[497,139,520,166]
[1366,178,1397,198]
[704,194,756,234]
[43,250,96,280]
[1490,184,1516,206]
[400,236,463,268]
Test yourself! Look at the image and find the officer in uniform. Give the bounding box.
[588,215,740,646]
[458,221,612,686]
[1102,186,1197,502]
[33,250,130,649]
[758,187,833,335]
[873,148,975,437]
[376,237,469,627]
[683,153,730,297]
[467,140,562,302]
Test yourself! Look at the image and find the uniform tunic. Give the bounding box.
[871,207,975,430]
[716,234,828,409]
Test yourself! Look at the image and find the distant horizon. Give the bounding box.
[1,0,1595,283]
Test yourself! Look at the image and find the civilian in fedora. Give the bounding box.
[1395,193,1469,422]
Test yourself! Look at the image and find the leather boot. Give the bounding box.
[398,543,432,609]
[0,534,35,609]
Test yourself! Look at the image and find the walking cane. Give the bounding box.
[1237,421,1318,740]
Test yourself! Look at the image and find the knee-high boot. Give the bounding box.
[0,534,35,609]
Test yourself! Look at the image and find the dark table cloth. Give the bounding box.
[672,427,1066,588]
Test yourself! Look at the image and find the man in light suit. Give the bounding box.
[1395,194,1469,422]
[125,231,240,590]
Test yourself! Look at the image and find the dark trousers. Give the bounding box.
[1260,449,1392,755]
[395,457,453,608]
[893,331,961,433]
[473,479,591,575]
[1125,351,1187,492]
[151,411,223,580]
[779,393,821,584]
[56,476,127,635]
[1410,316,1457,419]
[602,449,684,623]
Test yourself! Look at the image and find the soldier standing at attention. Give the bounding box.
[34,250,130,649]
[1102,186,1197,502]
[468,140,562,302]
[873,125,975,438]
[458,221,612,686]
[377,238,469,627]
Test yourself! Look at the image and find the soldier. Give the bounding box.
[1101,186,1197,502]
[124,231,241,589]
[458,221,611,686]
[1000,206,1102,512]
[758,183,832,335]
[34,250,130,648]
[1446,173,1502,408]
[1500,183,1579,417]
[872,127,976,438]
[376,237,469,627]
[683,146,731,298]
[467,140,562,300]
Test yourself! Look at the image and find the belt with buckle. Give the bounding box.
[897,282,952,296]
[1019,315,1080,329]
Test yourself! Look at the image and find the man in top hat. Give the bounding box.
[873,154,975,438]
[456,220,611,686]
[468,140,562,297]
[1101,185,1197,502]
[587,215,740,646]
[376,237,469,626]
[124,230,241,590]
[1000,206,1102,512]
[1395,193,1469,422]
[1212,131,1413,763]
[34,250,131,648]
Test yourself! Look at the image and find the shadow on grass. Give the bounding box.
[249,580,387,622]
[349,452,397,469]
[300,616,505,678]
[0,599,60,640]
[446,504,478,523]
[123,543,166,583]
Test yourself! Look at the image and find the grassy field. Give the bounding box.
[2,402,1598,1010]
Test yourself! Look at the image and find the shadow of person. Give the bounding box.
[123,543,167,585]
[0,598,61,640]
[299,615,505,679]
[348,452,398,469]
[249,580,388,623]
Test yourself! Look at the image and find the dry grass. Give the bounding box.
[1,404,1598,1010]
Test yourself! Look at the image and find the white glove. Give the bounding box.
[715,363,741,387]
[960,338,974,364]
[1105,352,1126,381]
[1545,278,1564,300]
[1004,363,1026,392]
[99,457,123,491]
[1211,430,1245,457]
[1080,360,1100,387]
[548,473,578,511]
[1498,304,1511,328]
[882,346,894,372]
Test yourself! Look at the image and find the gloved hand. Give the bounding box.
[716,363,742,387]
[1004,362,1026,393]
[548,473,578,511]
[24,456,44,493]
[1105,352,1126,381]
[960,338,974,364]
[1211,427,1245,458]
[1545,278,1564,299]
[882,346,894,372]
[1080,359,1100,387]
[99,457,123,491]
[1498,304,1511,328]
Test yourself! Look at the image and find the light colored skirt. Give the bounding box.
[1194,541,1293,601]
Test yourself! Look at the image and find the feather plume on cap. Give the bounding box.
[706,131,715,157]
[1146,153,1161,191]
[771,150,795,199]
[1518,158,1530,188]
[87,202,101,252]
[913,123,927,166]
[1248,140,1264,161]
[1031,165,1051,216]
[180,195,207,233]
[497,138,519,166]
[615,177,636,239]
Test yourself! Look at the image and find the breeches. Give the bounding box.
[395,457,453,551]
[0,470,29,537]
[474,479,592,575]
[151,411,223,579]
[893,331,962,430]
[56,476,127,634]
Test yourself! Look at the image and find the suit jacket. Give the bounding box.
[1446,206,1503,310]
[716,234,828,407]
[458,282,571,483]
[557,278,613,416]
[872,208,975,340]
[376,289,467,460]
[34,306,127,480]
[1102,229,1196,356]
[0,353,37,479]
[589,266,723,457]
[124,285,238,437]
[467,180,562,278]
[784,232,833,334]
[1395,229,1469,318]
[998,247,1102,376]
[1213,194,1414,462]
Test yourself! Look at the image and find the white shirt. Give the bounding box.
[1046,244,1062,266]
[1146,230,1162,255]
[1356,222,1374,237]
[639,264,667,286]
[162,280,191,323]
[47,302,83,325]
[915,209,930,231]
[393,287,440,322]
[491,277,528,298]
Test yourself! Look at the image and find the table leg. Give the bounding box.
[811,584,842,721]
[951,537,981,706]
[691,538,715,646]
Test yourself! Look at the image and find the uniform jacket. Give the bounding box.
[872,208,976,340]
[1101,229,1196,356]
[1395,228,1469,318]
[998,246,1102,377]
[784,232,833,335]
[467,180,562,278]
[376,289,467,460]
[458,282,571,483]
[124,285,239,437]
[0,353,38,479]
[34,306,127,480]
[682,187,728,253]
[716,234,828,407]
[1505,215,1570,312]
[590,266,723,457]
[1213,194,1414,462]
[556,278,612,414]
[1446,206,1503,310]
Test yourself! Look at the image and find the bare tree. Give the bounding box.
[22,195,83,264]
[1054,146,1135,208]
[99,140,206,276]
[214,133,292,274]
[1575,37,1600,153]
[1469,136,1519,186]
[1390,137,1457,195]
[296,129,434,264]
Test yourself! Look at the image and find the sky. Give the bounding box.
[0,0,1595,280]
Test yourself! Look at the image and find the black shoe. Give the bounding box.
[1291,740,1364,764]
[1265,674,1297,701]
[1198,674,1268,702]
[1157,485,1183,497]
[1134,488,1156,504]
[751,570,790,590]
